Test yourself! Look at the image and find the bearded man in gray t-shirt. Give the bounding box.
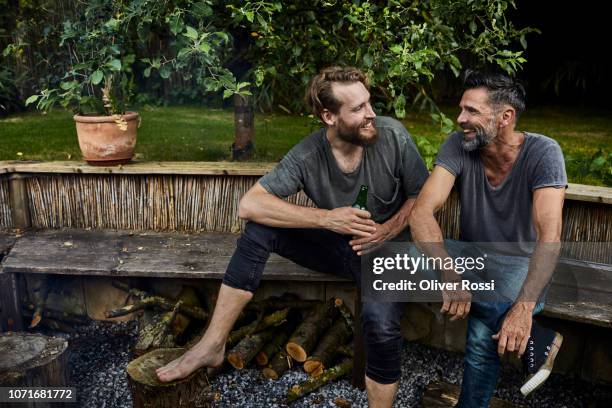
[156,66,430,406]
[409,71,567,407]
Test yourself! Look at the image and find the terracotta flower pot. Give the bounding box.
[74,112,139,165]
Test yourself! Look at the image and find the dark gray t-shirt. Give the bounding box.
[435,131,567,252]
[259,116,429,224]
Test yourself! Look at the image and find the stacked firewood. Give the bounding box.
[110,285,355,405]
[105,281,208,355]
[225,296,355,402]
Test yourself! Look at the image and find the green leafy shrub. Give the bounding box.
[566,150,612,186]
[12,0,245,115]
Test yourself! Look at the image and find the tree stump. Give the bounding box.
[127,348,215,408]
[0,332,70,408]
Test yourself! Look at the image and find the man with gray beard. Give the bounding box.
[409,71,567,406]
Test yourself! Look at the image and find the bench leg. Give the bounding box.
[0,272,24,331]
[352,287,366,390]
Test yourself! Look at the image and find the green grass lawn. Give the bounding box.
[1,105,610,185]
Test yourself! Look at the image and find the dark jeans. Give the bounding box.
[222,221,405,384]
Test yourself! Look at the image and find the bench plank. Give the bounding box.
[0,229,350,282]
[566,183,612,204]
[0,161,275,176]
[543,259,612,328]
[3,229,612,328]
[541,299,612,329]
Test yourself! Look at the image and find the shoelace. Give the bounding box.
[527,336,560,371]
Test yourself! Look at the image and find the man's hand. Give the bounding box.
[322,207,377,238]
[349,222,394,255]
[492,302,534,357]
[441,288,472,321]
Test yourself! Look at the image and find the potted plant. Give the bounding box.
[20,2,252,165]
[25,13,139,165]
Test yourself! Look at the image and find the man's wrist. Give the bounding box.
[513,301,536,313]
[383,218,401,238]
[315,208,329,229]
[441,269,461,283]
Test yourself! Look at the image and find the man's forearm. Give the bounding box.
[409,208,457,281]
[409,205,445,244]
[515,240,561,309]
[240,193,327,229]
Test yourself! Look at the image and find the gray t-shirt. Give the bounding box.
[259,116,429,224]
[435,131,567,252]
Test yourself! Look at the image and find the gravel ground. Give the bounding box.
[38,321,611,408]
[39,320,138,408]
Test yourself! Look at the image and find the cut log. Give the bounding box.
[109,282,208,321]
[286,299,339,362]
[27,275,52,328]
[262,351,294,380]
[112,280,148,298]
[104,295,208,321]
[227,327,276,370]
[31,317,75,333]
[304,318,352,376]
[167,286,202,340]
[287,357,353,403]
[23,303,89,325]
[334,297,354,333]
[337,344,354,358]
[133,286,204,355]
[127,348,216,408]
[227,308,289,347]
[256,323,294,366]
[245,295,320,312]
[135,309,175,354]
[420,381,521,408]
[0,332,69,407]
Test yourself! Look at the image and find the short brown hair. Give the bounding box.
[305,66,369,121]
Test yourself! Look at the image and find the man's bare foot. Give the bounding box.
[156,340,225,383]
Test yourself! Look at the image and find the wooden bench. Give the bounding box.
[0,228,366,387]
[1,161,611,384]
[543,257,612,328]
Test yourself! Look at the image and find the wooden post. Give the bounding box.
[0,272,23,331]
[8,174,30,229]
[232,94,254,160]
[352,288,365,390]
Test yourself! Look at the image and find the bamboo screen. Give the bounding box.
[0,176,12,229]
[0,172,608,263]
[22,173,462,237]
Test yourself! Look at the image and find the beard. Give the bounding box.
[336,117,379,147]
[461,116,498,151]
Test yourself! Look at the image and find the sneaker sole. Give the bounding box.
[520,332,563,396]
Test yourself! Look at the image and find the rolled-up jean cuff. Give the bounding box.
[365,367,401,384]
[364,338,402,384]
[222,274,256,293]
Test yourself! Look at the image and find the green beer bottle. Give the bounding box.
[352,185,368,210]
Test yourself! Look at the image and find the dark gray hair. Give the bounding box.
[463,70,526,119]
